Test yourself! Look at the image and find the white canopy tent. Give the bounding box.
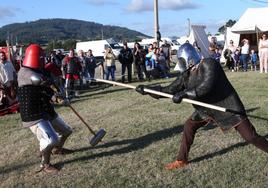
[231,7,268,34]
[177,25,210,58]
[188,25,210,58]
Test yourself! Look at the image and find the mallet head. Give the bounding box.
[89,128,106,146]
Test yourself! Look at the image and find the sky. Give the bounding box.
[0,0,267,38]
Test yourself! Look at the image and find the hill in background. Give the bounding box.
[0,18,150,44]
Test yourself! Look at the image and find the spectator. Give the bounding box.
[147,44,154,53]
[0,51,17,107]
[227,40,238,71]
[118,41,133,83]
[104,47,116,81]
[44,51,64,96]
[157,48,170,78]
[250,49,257,71]
[133,42,148,81]
[55,50,65,91]
[145,48,159,79]
[152,41,158,49]
[258,34,268,73]
[86,49,96,79]
[56,50,65,63]
[212,48,221,64]
[240,39,250,72]
[77,50,88,88]
[161,40,172,70]
[233,49,240,72]
[62,49,82,100]
[224,48,234,71]
[208,37,219,57]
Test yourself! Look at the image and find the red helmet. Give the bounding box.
[23,44,45,69]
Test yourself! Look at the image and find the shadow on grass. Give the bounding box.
[245,107,268,121]
[0,161,37,176]
[189,134,268,164]
[57,124,184,166]
[246,107,260,113]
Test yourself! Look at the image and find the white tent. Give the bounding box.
[232,7,268,34]
[188,25,210,58]
[177,25,210,58]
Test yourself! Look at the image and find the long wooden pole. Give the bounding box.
[95,78,228,112]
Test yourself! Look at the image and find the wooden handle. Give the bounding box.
[68,104,96,135]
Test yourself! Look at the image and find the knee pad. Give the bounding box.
[37,120,60,151]
[51,116,73,137]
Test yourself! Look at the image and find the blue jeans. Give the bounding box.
[106,66,116,81]
[241,54,249,71]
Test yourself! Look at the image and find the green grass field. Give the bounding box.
[0,71,268,187]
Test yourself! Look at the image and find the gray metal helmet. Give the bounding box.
[174,43,201,72]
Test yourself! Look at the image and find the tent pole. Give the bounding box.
[255,25,259,51]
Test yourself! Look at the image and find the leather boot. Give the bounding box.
[165,160,188,170]
[42,164,59,173]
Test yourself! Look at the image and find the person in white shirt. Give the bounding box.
[0,51,16,87]
[240,39,250,72]
[0,51,17,106]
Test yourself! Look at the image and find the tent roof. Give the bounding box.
[231,7,268,34]
[189,25,210,58]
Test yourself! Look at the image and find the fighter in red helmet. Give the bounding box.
[17,44,73,173]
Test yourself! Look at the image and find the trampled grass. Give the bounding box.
[0,71,268,187]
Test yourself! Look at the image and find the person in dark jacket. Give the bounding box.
[86,49,96,79]
[133,42,148,81]
[136,43,268,170]
[118,41,133,83]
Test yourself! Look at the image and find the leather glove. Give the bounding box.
[172,89,197,104]
[172,91,187,103]
[135,85,147,95]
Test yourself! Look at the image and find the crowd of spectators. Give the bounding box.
[212,34,268,73]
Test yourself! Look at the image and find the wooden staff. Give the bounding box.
[95,78,228,113]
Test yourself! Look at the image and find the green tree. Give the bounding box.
[0,40,6,46]
[62,39,77,50]
[46,40,63,53]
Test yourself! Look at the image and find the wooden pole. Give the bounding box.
[95,78,228,112]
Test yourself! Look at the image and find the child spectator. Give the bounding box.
[250,49,257,71]
[212,48,221,63]
[233,49,240,72]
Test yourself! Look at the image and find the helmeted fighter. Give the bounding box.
[17,44,73,173]
[136,43,268,170]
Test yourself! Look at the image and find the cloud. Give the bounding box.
[85,0,117,6]
[159,0,199,10]
[0,6,18,18]
[125,0,200,12]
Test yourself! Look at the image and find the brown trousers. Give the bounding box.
[177,118,268,162]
